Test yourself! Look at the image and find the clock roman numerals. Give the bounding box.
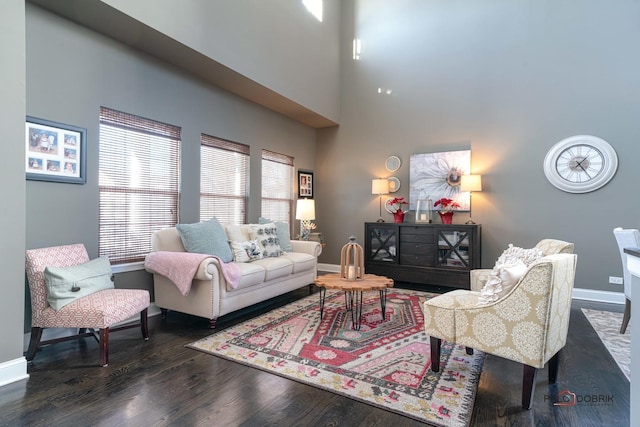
[555,144,604,182]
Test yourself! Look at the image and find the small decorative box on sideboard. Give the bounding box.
[364,222,481,289]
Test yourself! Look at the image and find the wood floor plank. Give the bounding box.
[0,286,630,426]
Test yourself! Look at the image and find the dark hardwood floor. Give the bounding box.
[0,284,630,426]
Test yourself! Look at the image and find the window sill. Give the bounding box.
[111,261,145,274]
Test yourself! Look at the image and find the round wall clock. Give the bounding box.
[543,135,618,193]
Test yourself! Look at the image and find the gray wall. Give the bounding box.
[0,0,26,364]
[101,0,341,123]
[7,0,640,362]
[24,4,318,330]
[315,0,640,294]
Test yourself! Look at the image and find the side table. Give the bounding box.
[313,273,394,330]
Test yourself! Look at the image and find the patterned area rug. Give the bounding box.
[582,308,631,381]
[188,288,484,426]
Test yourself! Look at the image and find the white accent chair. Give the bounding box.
[613,227,640,334]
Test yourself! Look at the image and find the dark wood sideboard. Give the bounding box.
[364,222,481,289]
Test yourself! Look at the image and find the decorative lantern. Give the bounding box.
[340,235,364,281]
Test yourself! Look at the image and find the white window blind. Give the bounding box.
[200,134,249,224]
[261,149,294,223]
[99,107,181,264]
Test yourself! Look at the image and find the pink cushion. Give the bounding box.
[36,289,150,328]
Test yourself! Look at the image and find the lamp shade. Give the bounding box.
[460,175,482,192]
[295,198,316,220]
[371,178,390,195]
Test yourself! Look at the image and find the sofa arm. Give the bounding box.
[193,257,222,281]
[470,268,492,292]
[290,240,322,257]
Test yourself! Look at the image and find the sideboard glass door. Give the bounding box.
[366,224,398,263]
[437,229,472,269]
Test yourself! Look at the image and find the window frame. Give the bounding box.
[261,149,295,226]
[200,134,250,225]
[98,107,181,265]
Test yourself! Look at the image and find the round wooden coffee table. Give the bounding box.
[313,273,394,330]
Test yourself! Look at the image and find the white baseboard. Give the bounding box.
[318,263,340,273]
[319,263,624,305]
[572,288,625,305]
[0,357,29,388]
[23,303,162,352]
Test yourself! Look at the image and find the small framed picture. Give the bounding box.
[26,116,86,184]
[298,170,314,198]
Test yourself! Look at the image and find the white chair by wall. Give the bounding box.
[613,227,640,334]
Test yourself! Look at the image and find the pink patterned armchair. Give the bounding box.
[25,244,150,367]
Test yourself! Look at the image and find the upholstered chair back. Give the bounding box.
[470,239,574,292]
[535,239,574,255]
[613,227,640,299]
[25,244,90,326]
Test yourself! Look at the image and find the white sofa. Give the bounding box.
[147,226,322,328]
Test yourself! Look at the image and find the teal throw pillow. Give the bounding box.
[176,217,233,262]
[259,217,292,252]
[44,256,114,311]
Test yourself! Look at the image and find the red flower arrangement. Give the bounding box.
[433,197,460,213]
[387,197,408,213]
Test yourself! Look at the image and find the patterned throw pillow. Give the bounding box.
[259,217,292,252]
[249,223,282,257]
[499,244,544,266]
[478,244,543,305]
[230,240,263,262]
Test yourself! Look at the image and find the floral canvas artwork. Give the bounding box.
[409,150,470,211]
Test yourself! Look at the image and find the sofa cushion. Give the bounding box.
[232,262,266,290]
[248,223,282,257]
[259,217,292,252]
[251,257,293,281]
[279,252,316,274]
[225,224,251,243]
[176,218,233,262]
[44,256,114,311]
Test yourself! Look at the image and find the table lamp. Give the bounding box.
[371,178,390,222]
[460,174,482,224]
[296,198,316,240]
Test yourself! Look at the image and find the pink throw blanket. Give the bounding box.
[145,251,241,296]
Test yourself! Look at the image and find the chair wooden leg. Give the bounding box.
[99,328,109,367]
[522,364,538,410]
[140,308,149,341]
[160,308,168,319]
[465,347,474,355]
[548,351,560,384]
[430,337,441,372]
[620,298,631,334]
[25,327,43,361]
